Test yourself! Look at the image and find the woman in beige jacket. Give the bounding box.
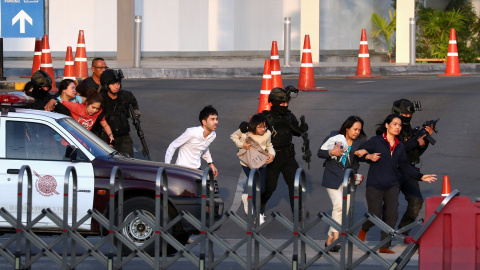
[231,114,275,223]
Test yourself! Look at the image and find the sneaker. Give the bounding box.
[259,213,266,225]
[242,194,249,214]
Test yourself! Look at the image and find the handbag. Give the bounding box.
[237,135,269,169]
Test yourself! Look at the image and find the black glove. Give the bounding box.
[239,121,249,133]
[299,122,309,133]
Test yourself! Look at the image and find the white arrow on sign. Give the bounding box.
[12,10,33,34]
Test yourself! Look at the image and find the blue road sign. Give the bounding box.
[1,0,44,38]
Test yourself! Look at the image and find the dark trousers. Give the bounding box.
[103,134,133,158]
[241,166,266,195]
[242,166,267,213]
[261,150,299,213]
[362,185,400,248]
[398,172,424,234]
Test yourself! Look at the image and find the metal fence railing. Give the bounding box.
[0,165,459,269]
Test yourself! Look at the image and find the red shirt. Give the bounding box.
[382,132,399,155]
[61,101,105,130]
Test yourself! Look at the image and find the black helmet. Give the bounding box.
[268,87,290,102]
[392,99,415,115]
[100,69,124,88]
[31,70,52,88]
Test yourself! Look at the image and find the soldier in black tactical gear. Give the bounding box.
[96,69,140,157]
[28,70,70,116]
[261,86,309,215]
[392,99,434,235]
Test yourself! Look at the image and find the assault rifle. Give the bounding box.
[129,104,151,160]
[300,115,312,169]
[413,118,439,145]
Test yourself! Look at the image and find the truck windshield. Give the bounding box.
[57,118,114,157]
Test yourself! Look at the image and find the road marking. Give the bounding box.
[229,169,247,213]
[356,81,377,84]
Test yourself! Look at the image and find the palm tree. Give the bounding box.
[371,9,396,62]
[417,8,466,59]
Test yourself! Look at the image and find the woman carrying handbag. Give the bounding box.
[231,114,275,224]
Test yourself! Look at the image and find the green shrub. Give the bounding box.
[416,0,480,63]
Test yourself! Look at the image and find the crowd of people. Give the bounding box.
[24,62,438,254]
[26,58,140,157]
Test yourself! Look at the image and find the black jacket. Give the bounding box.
[95,89,139,137]
[27,87,70,116]
[360,135,423,190]
[317,131,366,189]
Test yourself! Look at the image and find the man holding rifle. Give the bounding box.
[392,99,437,236]
[96,69,142,158]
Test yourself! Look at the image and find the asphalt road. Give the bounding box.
[1,75,478,269]
[121,75,480,240]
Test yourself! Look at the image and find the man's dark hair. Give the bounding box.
[339,115,366,138]
[91,57,105,67]
[248,114,267,135]
[199,105,218,124]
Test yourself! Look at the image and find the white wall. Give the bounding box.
[1,0,392,57]
[1,0,117,57]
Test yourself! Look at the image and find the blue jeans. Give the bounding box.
[242,166,266,194]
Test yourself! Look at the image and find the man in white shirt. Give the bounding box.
[165,105,219,177]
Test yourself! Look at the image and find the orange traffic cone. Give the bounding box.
[63,46,76,80]
[437,28,468,77]
[297,35,326,91]
[270,41,283,89]
[348,29,379,78]
[20,38,42,78]
[74,30,89,79]
[40,35,57,91]
[442,176,452,196]
[31,37,42,76]
[257,59,272,113]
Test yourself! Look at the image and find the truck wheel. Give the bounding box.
[118,197,189,256]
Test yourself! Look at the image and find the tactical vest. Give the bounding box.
[103,92,131,137]
[398,126,425,164]
[264,111,294,148]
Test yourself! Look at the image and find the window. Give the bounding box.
[6,121,69,161]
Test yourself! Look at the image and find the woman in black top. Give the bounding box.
[357,114,436,254]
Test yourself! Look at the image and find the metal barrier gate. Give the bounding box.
[0,165,459,269]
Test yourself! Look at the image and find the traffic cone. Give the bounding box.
[63,46,76,81]
[297,35,326,91]
[31,38,42,76]
[441,176,452,196]
[74,30,89,79]
[270,41,283,89]
[20,38,42,78]
[348,29,380,78]
[257,59,272,113]
[40,35,57,91]
[437,28,468,77]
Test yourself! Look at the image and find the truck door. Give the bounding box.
[0,119,95,230]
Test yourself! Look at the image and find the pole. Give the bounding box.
[0,38,6,81]
[409,18,416,65]
[134,16,142,68]
[44,0,49,36]
[284,17,291,67]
